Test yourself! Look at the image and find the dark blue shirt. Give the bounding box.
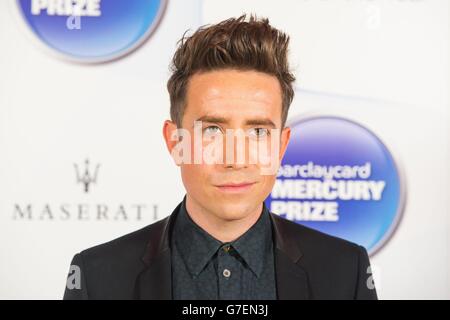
[171,197,277,300]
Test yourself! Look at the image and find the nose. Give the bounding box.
[223,131,249,169]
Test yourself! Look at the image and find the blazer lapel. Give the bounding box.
[270,212,310,300]
[135,249,172,299]
[134,202,181,300]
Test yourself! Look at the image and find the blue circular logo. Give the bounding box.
[17,0,166,62]
[266,116,405,255]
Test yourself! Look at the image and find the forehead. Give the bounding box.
[185,69,282,119]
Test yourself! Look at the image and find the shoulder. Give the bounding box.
[270,213,364,262]
[65,216,171,299]
[271,213,376,299]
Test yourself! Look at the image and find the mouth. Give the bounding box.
[215,182,256,193]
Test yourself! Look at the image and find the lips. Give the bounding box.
[215,182,256,193]
[218,182,254,187]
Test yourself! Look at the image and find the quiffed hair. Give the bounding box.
[167,14,295,128]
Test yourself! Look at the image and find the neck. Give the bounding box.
[185,194,263,243]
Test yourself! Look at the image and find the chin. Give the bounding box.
[211,201,259,221]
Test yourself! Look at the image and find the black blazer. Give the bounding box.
[63,201,377,300]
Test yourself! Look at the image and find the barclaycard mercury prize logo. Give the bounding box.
[74,158,100,193]
[12,158,158,221]
[17,0,167,62]
[265,116,406,255]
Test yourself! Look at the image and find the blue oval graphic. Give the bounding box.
[266,116,405,255]
[18,0,166,62]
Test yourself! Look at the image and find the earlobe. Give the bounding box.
[163,120,183,167]
[162,120,178,154]
[279,126,291,161]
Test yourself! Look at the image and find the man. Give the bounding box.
[63,14,377,300]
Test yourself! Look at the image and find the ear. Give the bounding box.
[162,119,179,155]
[279,126,291,161]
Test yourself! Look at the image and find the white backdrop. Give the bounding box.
[0,0,449,299]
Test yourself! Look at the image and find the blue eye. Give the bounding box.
[203,125,222,135]
[248,128,270,138]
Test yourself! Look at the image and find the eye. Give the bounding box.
[247,128,270,139]
[203,125,222,135]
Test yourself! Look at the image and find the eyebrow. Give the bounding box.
[195,115,277,128]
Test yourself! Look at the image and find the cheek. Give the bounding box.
[248,136,280,169]
[181,164,212,193]
[260,175,276,194]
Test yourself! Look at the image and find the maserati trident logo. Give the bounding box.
[74,158,100,193]
[12,158,158,221]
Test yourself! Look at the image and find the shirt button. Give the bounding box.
[223,244,231,253]
[223,269,231,278]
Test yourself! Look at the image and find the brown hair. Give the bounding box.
[167,14,295,128]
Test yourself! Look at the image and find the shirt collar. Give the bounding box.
[172,195,273,278]
[231,202,273,278]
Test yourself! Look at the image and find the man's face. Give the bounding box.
[164,69,291,221]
